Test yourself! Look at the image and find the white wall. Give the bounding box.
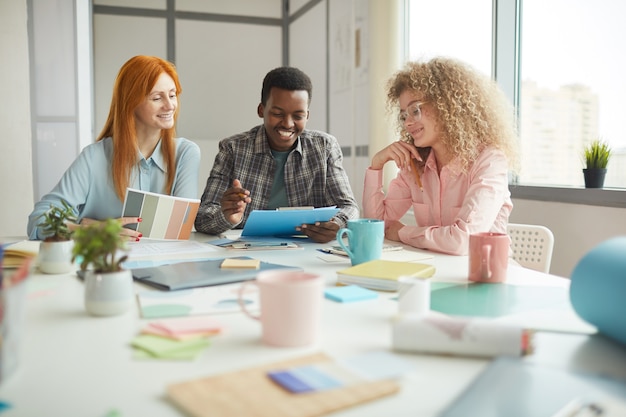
[0,0,33,237]
[510,199,626,278]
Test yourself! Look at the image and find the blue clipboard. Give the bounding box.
[241,207,340,237]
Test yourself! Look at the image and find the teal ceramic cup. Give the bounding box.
[336,219,385,266]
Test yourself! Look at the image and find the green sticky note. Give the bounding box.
[131,334,210,357]
[141,303,193,319]
[133,345,207,361]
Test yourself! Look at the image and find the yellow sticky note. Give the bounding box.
[220,258,260,269]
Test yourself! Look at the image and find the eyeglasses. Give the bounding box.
[398,102,426,124]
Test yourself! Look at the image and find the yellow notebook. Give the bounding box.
[336,259,435,291]
[2,240,39,269]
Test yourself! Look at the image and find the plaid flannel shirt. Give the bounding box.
[195,125,359,235]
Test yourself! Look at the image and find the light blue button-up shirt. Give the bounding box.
[27,137,201,240]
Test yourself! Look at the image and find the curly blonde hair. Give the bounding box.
[386,57,519,172]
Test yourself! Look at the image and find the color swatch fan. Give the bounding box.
[122,188,199,240]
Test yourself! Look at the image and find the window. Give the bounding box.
[406,0,625,191]
[519,0,625,188]
[406,0,492,77]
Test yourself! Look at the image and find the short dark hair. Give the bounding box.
[261,67,312,105]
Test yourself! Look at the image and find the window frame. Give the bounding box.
[494,0,625,208]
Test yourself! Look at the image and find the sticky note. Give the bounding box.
[268,365,344,393]
[130,334,210,358]
[324,285,378,303]
[220,258,260,269]
[337,351,411,380]
[150,316,223,336]
[268,370,314,393]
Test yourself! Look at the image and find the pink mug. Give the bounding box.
[238,270,324,347]
[468,232,510,283]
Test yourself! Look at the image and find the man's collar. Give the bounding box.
[254,126,302,155]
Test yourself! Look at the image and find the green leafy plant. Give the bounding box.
[36,200,77,242]
[583,139,612,169]
[72,218,129,273]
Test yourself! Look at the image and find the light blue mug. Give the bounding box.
[336,219,385,266]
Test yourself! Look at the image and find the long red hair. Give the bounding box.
[96,55,182,201]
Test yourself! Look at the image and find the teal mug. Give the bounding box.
[336,219,385,266]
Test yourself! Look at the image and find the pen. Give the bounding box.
[410,159,423,190]
[317,248,348,257]
[231,242,290,249]
[244,242,288,247]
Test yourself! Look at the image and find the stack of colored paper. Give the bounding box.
[131,316,222,360]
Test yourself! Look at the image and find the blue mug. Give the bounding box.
[336,219,385,266]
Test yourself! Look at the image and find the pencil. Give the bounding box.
[410,159,423,190]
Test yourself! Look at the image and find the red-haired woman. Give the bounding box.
[27,55,200,241]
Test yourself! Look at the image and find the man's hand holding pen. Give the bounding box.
[221,179,251,225]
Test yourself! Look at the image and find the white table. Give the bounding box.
[1,233,624,417]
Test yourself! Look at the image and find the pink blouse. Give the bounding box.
[363,147,512,255]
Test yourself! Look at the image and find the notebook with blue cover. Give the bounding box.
[131,257,301,290]
[241,207,339,237]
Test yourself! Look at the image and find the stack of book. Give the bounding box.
[2,240,39,269]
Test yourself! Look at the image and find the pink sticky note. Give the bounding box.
[151,316,223,336]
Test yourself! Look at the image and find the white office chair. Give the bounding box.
[507,223,555,273]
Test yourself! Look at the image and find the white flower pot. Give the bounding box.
[84,269,134,317]
[38,240,74,274]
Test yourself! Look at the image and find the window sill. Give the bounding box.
[510,185,626,209]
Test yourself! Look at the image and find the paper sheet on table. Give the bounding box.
[124,239,218,266]
[494,308,597,335]
[136,282,259,318]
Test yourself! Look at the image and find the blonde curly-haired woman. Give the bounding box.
[363,57,519,255]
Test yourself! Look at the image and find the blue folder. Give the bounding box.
[241,207,339,237]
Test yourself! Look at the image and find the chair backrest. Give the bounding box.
[507,223,555,273]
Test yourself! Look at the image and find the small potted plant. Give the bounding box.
[582,139,612,188]
[72,218,133,317]
[36,200,77,274]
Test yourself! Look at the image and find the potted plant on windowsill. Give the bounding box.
[36,200,77,274]
[72,218,133,317]
[582,139,612,188]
